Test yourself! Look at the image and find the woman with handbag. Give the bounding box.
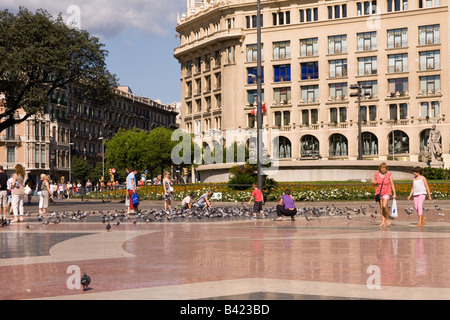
[163,171,174,211]
[126,168,138,215]
[372,162,397,227]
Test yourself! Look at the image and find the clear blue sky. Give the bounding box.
[4,0,186,104]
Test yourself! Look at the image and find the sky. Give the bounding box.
[2,0,187,104]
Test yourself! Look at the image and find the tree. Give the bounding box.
[71,156,94,184]
[0,7,117,133]
[105,128,149,172]
[147,127,178,175]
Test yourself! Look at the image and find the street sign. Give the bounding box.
[111,168,116,174]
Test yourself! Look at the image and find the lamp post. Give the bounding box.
[68,142,74,182]
[350,84,372,160]
[99,137,105,183]
[256,0,263,191]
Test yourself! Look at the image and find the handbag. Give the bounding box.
[132,192,139,206]
[375,174,387,202]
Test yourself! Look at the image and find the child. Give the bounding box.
[248,183,264,219]
[407,166,432,226]
[182,192,195,209]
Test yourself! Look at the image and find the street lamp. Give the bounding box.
[99,137,105,183]
[68,142,74,182]
[349,84,372,160]
[256,0,263,191]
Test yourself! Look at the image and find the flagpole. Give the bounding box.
[256,0,263,192]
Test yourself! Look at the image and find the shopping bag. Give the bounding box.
[132,192,139,206]
[390,199,398,218]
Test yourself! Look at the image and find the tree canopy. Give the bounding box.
[0,7,117,132]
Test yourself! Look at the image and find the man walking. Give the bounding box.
[126,168,138,215]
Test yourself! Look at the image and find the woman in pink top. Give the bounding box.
[372,162,396,227]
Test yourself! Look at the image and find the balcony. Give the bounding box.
[0,135,21,143]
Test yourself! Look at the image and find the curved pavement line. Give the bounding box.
[0,230,158,267]
[31,278,450,300]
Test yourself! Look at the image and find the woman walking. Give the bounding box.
[39,175,53,216]
[372,162,397,227]
[10,164,25,222]
[163,171,174,211]
[407,166,432,226]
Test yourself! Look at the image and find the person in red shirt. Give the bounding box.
[248,183,264,219]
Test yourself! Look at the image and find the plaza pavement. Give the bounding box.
[1,197,450,302]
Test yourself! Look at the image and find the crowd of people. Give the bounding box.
[0,162,435,226]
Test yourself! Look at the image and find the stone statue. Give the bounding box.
[427,125,442,162]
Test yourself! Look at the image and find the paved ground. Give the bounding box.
[1,197,450,304]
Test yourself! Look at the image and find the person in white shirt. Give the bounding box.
[181,192,195,209]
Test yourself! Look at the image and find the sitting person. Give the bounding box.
[181,192,195,209]
[197,191,213,209]
[275,189,297,221]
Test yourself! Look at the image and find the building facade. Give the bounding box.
[174,0,449,173]
[0,85,178,182]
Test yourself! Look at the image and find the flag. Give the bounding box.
[251,103,266,115]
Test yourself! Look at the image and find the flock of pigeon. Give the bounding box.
[0,202,443,230]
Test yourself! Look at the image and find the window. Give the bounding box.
[274,64,291,82]
[389,130,409,154]
[7,146,15,163]
[328,4,347,19]
[226,18,234,29]
[195,99,201,113]
[246,14,263,28]
[247,67,264,84]
[195,78,201,95]
[361,105,377,121]
[419,0,440,7]
[329,59,347,78]
[420,75,440,95]
[272,11,290,26]
[301,85,319,103]
[273,41,290,59]
[300,8,318,22]
[357,32,377,51]
[389,103,408,119]
[419,25,440,45]
[246,44,263,62]
[302,109,319,125]
[358,57,377,75]
[215,72,221,89]
[420,101,440,118]
[301,62,319,80]
[274,136,291,158]
[300,38,318,56]
[248,113,256,128]
[215,94,221,108]
[362,132,378,155]
[186,81,192,97]
[227,46,235,63]
[329,107,347,123]
[387,28,408,48]
[301,135,320,157]
[204,75,211,92]
[388,54,408,73]
[419,50,440,70]
[328,35,347,54]
[357,1,377,15]
[186,101,192,114]
[195,57,201,73]
[358,80,378,99]
[387,0,408,12]
[204,54,211,71]
[274,87,291,104]
[247,90,264,105]
[329,83,348,101]
[329,134,348,156]
[214,50,221,67]
[388,78,408,96]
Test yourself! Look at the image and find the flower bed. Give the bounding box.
[79,181,450,202]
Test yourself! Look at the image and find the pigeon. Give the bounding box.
[404,208,413,215]
[435,205,444,216]
[106,222,111,231]
[347,215,352,220]
[305,216,313,221]
[81,272,91,291]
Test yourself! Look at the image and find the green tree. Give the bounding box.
[0,7,117,133]
[147,126,178,175]
[105,128,149,172]
[71,156,94,184]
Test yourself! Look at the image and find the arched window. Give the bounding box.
[274,136,291,158]
[362,132,378,155]
[388,130,409,154]
[329,134,348,156]
[301,135,319,157]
